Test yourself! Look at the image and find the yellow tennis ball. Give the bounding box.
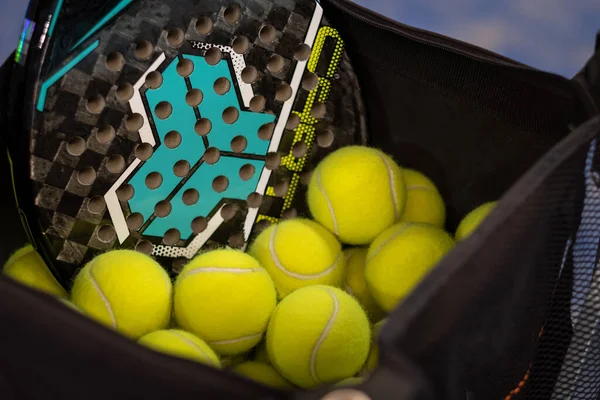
[343,248,386,323]
[253,340,270,364]
[366,223,454,312]
[58,298,82,313]
[3,245,67,298]
[267,285,371,388]
[455,201,497,241]
[400,169,446,228]
[71,250,172,339]
[138,329,220,368]
[174,249,277,355]
[307,146,407,245]
[336,377,364,387]
[233,361,294,390]
[248,219,344,299]
[363,318,386,374]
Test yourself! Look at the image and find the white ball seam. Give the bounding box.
[87,263,117,329]
[208,332,262,345]
[170,330,214,365]
[309,287,340,384]
[269,224,342,280]
[366,222,414,264]
[378,153,400,220]
[316,168,339,234]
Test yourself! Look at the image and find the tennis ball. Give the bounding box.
[249,219,344,299]
[174,249,276,355]
[58,298,82,312]
[363,318,386,374]
[343,248,386,323]
[253,340,270,364]
[336,377,364,387]
[307,146,407,245]
[233,361,294,390]
[400,169,446,228]
[71,250,172,339]
[366,223,454,312]
[455,201,497,241]
[138,329,220,368]
[267,285,370,388]
[3,245,67,298]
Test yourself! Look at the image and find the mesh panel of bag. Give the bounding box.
[543,141,600,399]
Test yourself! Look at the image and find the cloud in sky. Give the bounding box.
[356,0,599,77]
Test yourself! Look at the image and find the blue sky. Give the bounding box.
[356,0,599,77]
[0,0,598,77]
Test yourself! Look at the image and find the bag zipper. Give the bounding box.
[322,0,536,70]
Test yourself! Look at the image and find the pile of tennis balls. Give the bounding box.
[1,145,497,390]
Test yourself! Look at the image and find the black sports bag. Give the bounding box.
[0,0,599,399]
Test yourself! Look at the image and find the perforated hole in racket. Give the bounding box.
[106,52,125,71]
[67,137,86,156]
[134,40,154,60]
[196,16,213,35]
[259,25,276,43]
[167,28,185,48]
[88,196,106,214]
[146,71,163,89]
[96,125,115,143]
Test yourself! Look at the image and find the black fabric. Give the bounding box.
[574,31,600,116]
[0,0,599,399]
[0,56,29,264]
[0,278,282,400]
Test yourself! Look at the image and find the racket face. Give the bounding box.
[9,0,366,280]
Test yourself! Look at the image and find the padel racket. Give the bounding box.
[4,0,367,285]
